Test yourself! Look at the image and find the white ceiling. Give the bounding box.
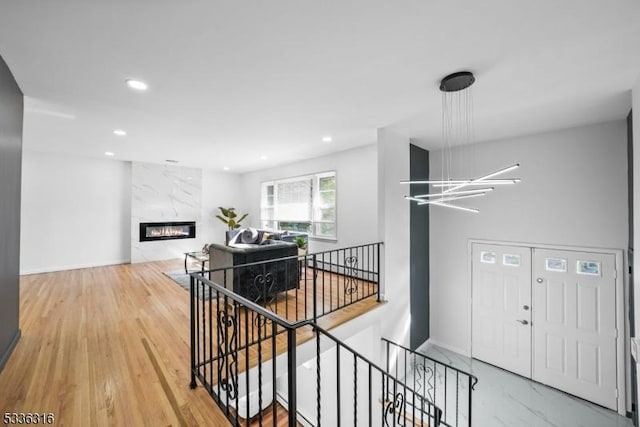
[1,0,639,173]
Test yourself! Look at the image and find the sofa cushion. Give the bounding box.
[261,231,283,242]
[241,228,259,244]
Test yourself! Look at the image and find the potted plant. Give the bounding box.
[215,207,248,230]
[294,236,308,256]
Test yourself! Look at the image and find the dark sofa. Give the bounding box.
[208,231,300,303]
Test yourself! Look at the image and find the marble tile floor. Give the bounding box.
[413,342,634,427]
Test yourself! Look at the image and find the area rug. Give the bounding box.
[163,270,215,300]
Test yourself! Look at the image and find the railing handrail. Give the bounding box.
[190,271,378,332]
[190,270,441,420]
[313,324,440,410]
[197,241,385,275]
[189,272,299,328]
[381,338,479,388]
[189,241,448,425]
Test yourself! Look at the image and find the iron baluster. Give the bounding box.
[368,364,372,427]
[336,345,341,427]
[316,328,321,427]
[287,328,297,427]
[353,354,358,427]
[189,275,197,389]
[272,320,277,427]
[258,311,263,426]
[312,254,318,322]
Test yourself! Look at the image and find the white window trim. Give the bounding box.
[260,171,337,239]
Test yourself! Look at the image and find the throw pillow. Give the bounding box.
[241,228,259,244]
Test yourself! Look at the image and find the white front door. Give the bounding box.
[532,248,618,410]
[471,243,532,377]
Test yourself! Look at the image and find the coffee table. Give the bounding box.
[184,251,210,278]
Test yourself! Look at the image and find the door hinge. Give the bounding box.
[614,329,619,338]
[613,269,618,279]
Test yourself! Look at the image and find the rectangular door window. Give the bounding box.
[545,258,567,272]
[480,251,496,264]
[503,254,521,267]
[577,260,601,276]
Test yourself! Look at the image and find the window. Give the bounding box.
[545,258,567,272]
[261,171,336,239]
[503,254,521,267]
[480,251,496,264]
[577,260,601,276]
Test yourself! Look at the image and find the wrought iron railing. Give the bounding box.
[204,242,381,326]
[382,339,478,427]
[189,268,443,426]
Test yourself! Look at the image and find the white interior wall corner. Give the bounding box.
[633,77,640,337]
[376,127,411,347]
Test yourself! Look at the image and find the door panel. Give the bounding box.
[532,248,617,410]
[472,243,532,377]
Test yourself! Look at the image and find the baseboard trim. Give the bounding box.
[0,329,21,372]
[426,338,470,357]
[20,259,130,275]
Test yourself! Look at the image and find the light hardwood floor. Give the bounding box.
[0,260,380,426]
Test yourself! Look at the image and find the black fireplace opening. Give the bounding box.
[139,221,196,242]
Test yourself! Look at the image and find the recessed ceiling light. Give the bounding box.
[223,166,230,171]
[322,136,333,142]
[125,79,148,91]
[105,151,115,157]
[260,155,268,160]
[113,129,127,136]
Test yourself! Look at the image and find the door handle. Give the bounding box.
[517,320,529,325]
[523,305,530,310]
[536,278,543,283]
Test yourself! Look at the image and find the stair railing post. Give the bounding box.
[468,376,473,427]
[189,274,197,388]
[287,328,298,427]
[377,243,382,302]
[312,253,318,322]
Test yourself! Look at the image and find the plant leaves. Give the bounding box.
[236,213,248,224]
[216,207,248,230]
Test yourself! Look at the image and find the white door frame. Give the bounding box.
[468,238,627,415]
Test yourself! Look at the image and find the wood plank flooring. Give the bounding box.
[0,260,381,426]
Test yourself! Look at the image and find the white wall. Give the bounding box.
[631,73,640,415]
[430,120,628,354]
[201,169,244,246]
[130,163,243,263]
[21,152,243,273]
[239,145,378,253]
[634,77,640,337]
[131,162,203,263]
[20,150,131,274]
[376,128,412,346]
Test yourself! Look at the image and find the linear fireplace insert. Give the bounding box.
[139,221,196,242]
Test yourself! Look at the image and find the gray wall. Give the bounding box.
[0,54,23,370]
[410,144,430,349]
[429,120,628,354]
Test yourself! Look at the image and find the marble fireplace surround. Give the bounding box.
[131,162,202,263]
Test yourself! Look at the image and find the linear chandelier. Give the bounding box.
[401,71,521,213]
